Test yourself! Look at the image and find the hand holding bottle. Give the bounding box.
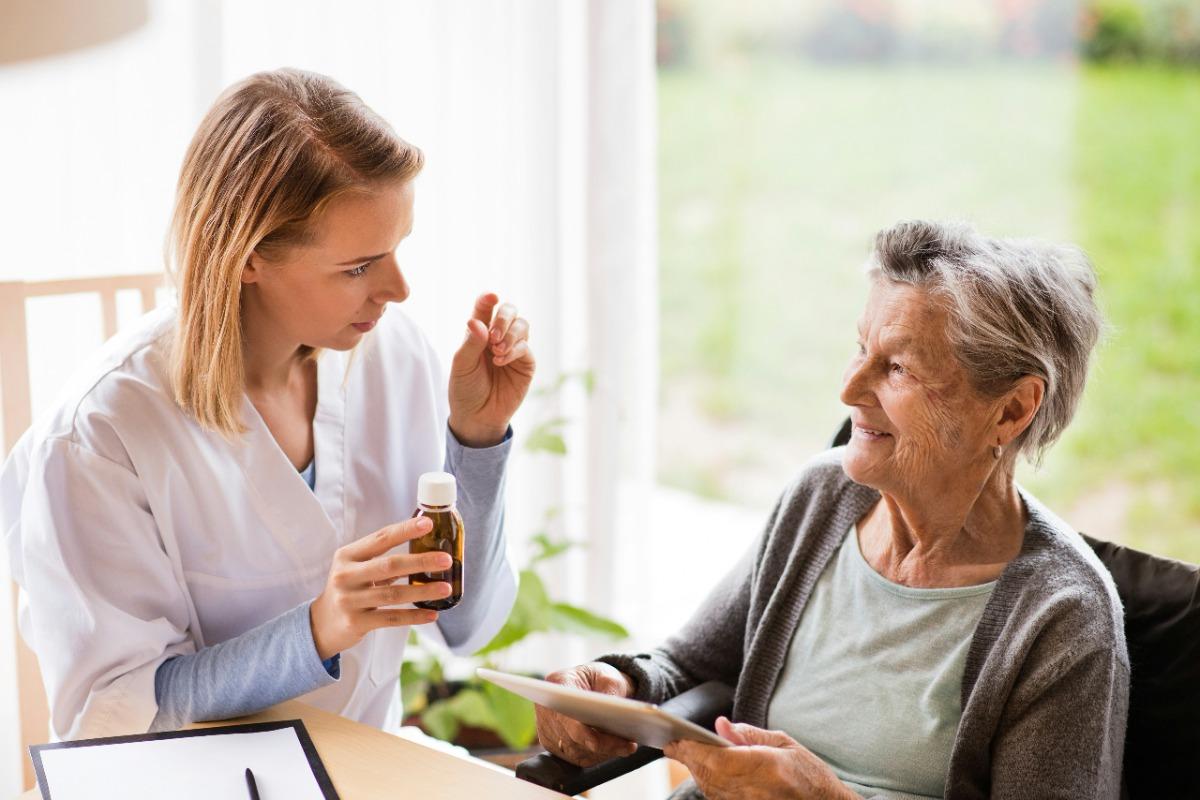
[309,518,453,660]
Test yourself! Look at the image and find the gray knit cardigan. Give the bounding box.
[600,448,1129,799]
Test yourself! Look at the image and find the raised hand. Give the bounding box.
[447,293,536,448]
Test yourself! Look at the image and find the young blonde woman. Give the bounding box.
[1,68,534,740]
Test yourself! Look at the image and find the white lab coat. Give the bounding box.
[1,305,514,740]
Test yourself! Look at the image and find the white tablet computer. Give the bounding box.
[476,668,729,749]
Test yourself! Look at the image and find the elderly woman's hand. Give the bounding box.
[664,717,857,800]
[534,662,639,767]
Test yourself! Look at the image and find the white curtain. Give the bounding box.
[0,0,657,793]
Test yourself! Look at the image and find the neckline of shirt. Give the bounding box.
[847,525,998,600]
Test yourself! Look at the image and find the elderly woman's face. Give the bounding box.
[840,280,997,496]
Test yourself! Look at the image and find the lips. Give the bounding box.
[351,319,379,333]
[852,421,892,439]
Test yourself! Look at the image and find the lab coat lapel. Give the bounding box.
[235,349,348,569]
[313,348,348,538]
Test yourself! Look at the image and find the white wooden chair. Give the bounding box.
[0,274,164,790]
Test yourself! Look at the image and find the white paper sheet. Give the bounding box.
[36,725,331,800]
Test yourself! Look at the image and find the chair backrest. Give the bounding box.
[1082,535,1200,799]
[829,416,1200,797]
[0,274,164,790]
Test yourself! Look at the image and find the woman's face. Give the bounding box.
[242,179,415,351]
[840,280,998,498]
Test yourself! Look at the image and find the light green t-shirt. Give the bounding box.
[767,526,995,800]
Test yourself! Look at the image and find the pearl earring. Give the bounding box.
[993,444,1002,460]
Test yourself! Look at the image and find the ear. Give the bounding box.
[995,375,1045,448]
[242,251,265,285]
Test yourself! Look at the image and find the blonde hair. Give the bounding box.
[167,68,424,435]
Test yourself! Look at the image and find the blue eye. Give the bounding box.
[345,262,370,278]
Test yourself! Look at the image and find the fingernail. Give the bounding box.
[417,518,433,531]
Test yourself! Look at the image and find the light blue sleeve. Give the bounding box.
[436,424,518,653]
[150,600,337,732]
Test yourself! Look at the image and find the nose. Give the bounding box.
[371,254,410,304]
[840,354,874,409]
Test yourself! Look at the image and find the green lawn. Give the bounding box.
[658,59,1200,562]
[1028,65,1200,561]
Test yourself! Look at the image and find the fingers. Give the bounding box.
[578,725,638,758]
[491,317,528,366]
[489,302,517,344]
[364,606,439,628]
[536,665,637,766]
[545,664,622,695]
[461,293,533,369]
[714,717,744,745]
[545,666,590,690]
[451,318,491,376]
[492,331,529,367]
[664,739,717,766]
[578,662,635,697]
[536,711,634,767]
[714,717,797,748]
[663,739,696,762]
[349,580,451,609]
[472,293,499,325]
[340,549,452,587]
[340,517,433,562]
[663,741,723,796]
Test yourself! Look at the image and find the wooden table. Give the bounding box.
[20,701,568,800]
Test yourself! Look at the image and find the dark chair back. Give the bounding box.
[1083,536,1200,799]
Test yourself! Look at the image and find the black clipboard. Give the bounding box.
[29,719,340,800]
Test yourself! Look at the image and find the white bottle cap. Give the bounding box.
[417,471,457,507]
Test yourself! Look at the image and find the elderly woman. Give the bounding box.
[535,220,1129,799]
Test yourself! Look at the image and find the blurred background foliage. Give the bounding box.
[655,0,1200,562]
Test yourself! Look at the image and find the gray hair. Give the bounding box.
[868,220,1104,465]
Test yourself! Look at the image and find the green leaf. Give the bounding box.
[524,417,568,455]
[400,660,430,715]
[443,687,498,730]
[529,532,578,564]
[423,687,510,744]
[548,603,630,639]
[474,570,553,656]
[421,699,460,742]
[482,680,538,750]
[532,370,592,398]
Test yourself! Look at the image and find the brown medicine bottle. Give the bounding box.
[410,471,464,611]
